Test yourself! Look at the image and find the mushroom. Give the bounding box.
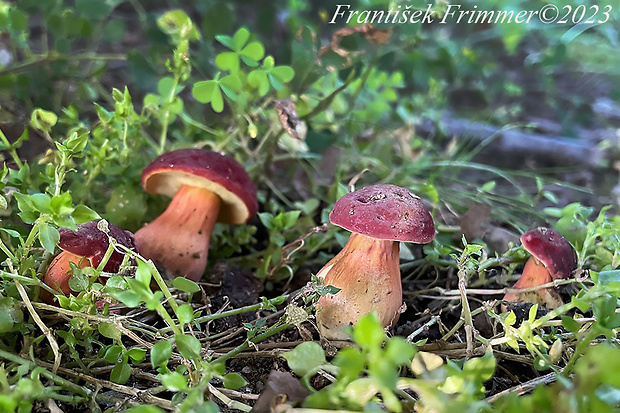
[316,184,435,340]
[42,220,136,302]
[134,149,258,281]
[503,227,577,310]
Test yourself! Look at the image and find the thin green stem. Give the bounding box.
[159,295,288,334]
[146,259,180,313]
[215,322,291,363]
[0,128,23,169]
[158,75,180,153]
[0,348,91,399]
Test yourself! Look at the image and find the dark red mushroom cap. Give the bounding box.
[141,149,258,225]
[521,227,577,280]
[59,220,136,272]
[329,184,435,243]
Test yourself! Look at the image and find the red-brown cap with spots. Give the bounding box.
[329,184,435,243]
[59,220,136,272]
[141,149,258,225]
[520,227,577,280]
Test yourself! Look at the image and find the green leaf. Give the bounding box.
[39,224,59,254]
[351,312,386,350]
[127,348,147,363]
[103,345,122,363]
[0,228,20,238]
[222,372,247,390]
[175,334,201,360]
[67,269,88,292]
[177,304,195,325]
[215,34,235,50]
[151,341,173,368]
[109,289,143,307]
[232,27,250,50]
[157,77,177,97]
[30,108,57,133]
[343,378,380,407]
[192,80,218,103]
[270,65,295,83]
[157,10,200,42]
[258,212,274,229]
[282,341,326,377]
[210,88,224,113]
[241,42,264,62]
[98,322,122,340]
[215,51,240,73]
[50,192,73,217]
[30,193,52,214]
[384,337,415,365]
[72,204,100,224]
[561,316,581,333]
[75,0,112,19]
[125,406,166,413]
[161,371,188,391]
[65,131,89,155]
[173,277,200,294]
[248,70,269,96]
[110,361,131,384]
[0,298,22,334]
[598,270,620,285]
[219,75,242,100]
[135,260,152,287]
[281,210,301,229]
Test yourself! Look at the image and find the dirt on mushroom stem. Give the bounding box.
[135,184,221,281]
[316,232,402,340]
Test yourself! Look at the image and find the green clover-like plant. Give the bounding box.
[192,73,241,113]
[215,27,264,73]
[247,56,295,96]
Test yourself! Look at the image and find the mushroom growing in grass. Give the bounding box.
[134,149,258,281]
[43,220,136,303]
[503,227,577,310]
[316,184,435,340]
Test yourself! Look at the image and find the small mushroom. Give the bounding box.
[503,227,577,310]
[134,149,258,281]
[42,220,136,302]
[316,184,435,340]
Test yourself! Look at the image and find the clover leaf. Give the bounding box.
[215,27,264,73]
[192,74,241,113]
[247,56,295,96]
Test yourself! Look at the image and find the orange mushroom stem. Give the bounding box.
[135,185,220,281]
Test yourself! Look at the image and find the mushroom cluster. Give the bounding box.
[503,227,577,310]
[42,220,136,303]
[316,184,435,340]
[134,149,258,281]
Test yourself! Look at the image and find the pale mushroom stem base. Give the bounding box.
[502,256,563,311]
[316,232,402,340]
[135,185,221,281]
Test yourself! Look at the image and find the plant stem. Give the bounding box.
[0,348,91,398]
[146,259,180,313]
[215,322,291,363]
[14,280,62,373]
[159,295,288,334]
[0,127,23,168]
[158,75,180,153]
